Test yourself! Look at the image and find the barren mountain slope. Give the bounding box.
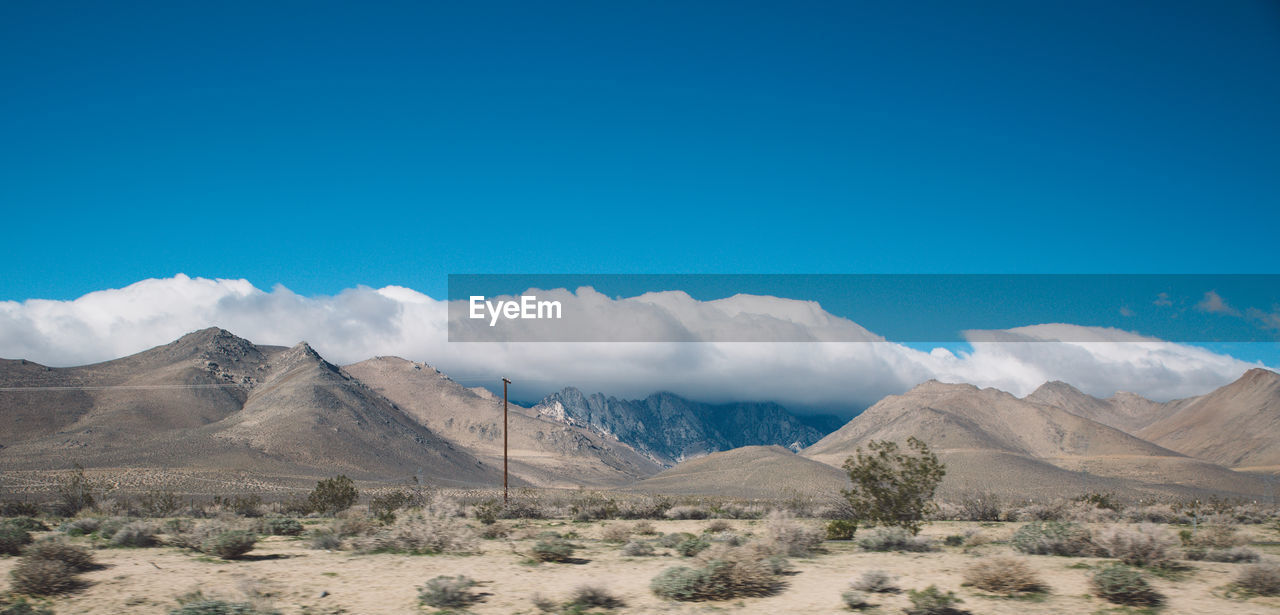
[1138,368,1280,471]
[344,357,661,487]
[0,329,507,488]
[625,445,851,499]
[1025,380,1170,433]
[802,380,1272,499]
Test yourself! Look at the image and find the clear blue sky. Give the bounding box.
[2,1,1278,302]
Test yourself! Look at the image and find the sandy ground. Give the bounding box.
[3,520,1279,614]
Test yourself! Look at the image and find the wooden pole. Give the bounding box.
[503,377,511,503]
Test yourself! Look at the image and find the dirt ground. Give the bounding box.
[3,520,1279,614]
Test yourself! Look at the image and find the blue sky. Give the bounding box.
[2,1,1278,303]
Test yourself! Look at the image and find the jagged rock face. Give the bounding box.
[532,388,831,467]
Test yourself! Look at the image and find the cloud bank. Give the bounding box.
[0,275,1271,412]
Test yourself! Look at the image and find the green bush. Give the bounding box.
[418,575,480,609]
[826,519,857,540]
[1011,521,1095,556]
[262,518,303,536]
[9,558,78,596]
[0,524,33,555]
[203,531,257,560]
[650,547,784,601]
[59,518,101,537]
[1091,564,1163,606]
[4,518,48,533]
[531,538,575,562]
[96,517,126,540]
[307,475,358,515]
[676,537,710,557]
[943,534,964,547]
[857,527,934,552]
[22,538,96,571]
[370,489,419,523]
[904,585,963,615]
[840,437,945,535]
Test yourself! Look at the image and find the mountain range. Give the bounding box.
[2,327,1277,501]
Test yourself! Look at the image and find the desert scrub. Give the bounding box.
[0,597,54,615]
[841,588,873,610]
[110,521,159,547]
[3,518,48,533]
[22,537,96,571]
[418,575,482,609]
[676,536,710,557]
[764,510,825,557]
[1094,523,1180,568]
[904,585,964,615]
[961,556,1046,595]
[851,570,898,593]
[1234,559,1280,596]
[203,530,257,559]
[657,532,695,548]
[1185,545,1259,563]
[351,509,477,555]
[600,524,631,543]
[531,537,576,562]
[857,527,934,552]
[566,585,624,609]
[663,505,710,520]
[1010,521,1095,556]
[170,596,280,615]
[261,517,303,536]
[622,540,655,556]
[826,519,857,540]
[479,522,511,539]
[650,545,784,601]
[308,529,342,550]
[96,517,127,540]
[8,558,79,596]
[307,475,359,515]
[633,520,657,535]
[1090,564,1164,606]
[0,523,33,555]
[59,517,101,537]
[706,519,732,533]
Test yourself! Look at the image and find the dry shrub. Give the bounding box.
[531,537,575,562]
[1125,504,1181,524]
[962,556,1047,595]
[1188,522,1243,549]
[600,524,631,543]
[905,585,964,615]
[308,529,342,550]
[1094,524,1179,568]
[9,558,78,596]
[111,521,158,548]
[479,523,511,540]
[0,524,33,556]
[418,575,480,609]
[332,511,376,538]
[841,589,873,610]
[763,510,825,557]
[22,538,96,571]
[1185,545,1259,563]
[706,519,732,533]
[664,505,710,520]
[1014,501,1067,522]
[567,585,624,609]
[1235,559,1280,596]
[203,531,256,560]
[622,540,655,556]
[850,570,898,593]
[633,520,657,535]
[351,508,477,555]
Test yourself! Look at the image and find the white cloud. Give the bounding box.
[1196,290,1241,316]
[0,275,1271,411]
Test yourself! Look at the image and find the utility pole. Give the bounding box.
[503,377,511,504]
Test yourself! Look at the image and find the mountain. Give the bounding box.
[626,445,850,499]
[1138,368,1280,472]
[0,328,506,488]
[530,388,833,466]
[802,379,1273,500]
[1024,381,1167,433]
[343,357,661,487]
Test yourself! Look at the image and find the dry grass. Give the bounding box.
[962,556,1047,595]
